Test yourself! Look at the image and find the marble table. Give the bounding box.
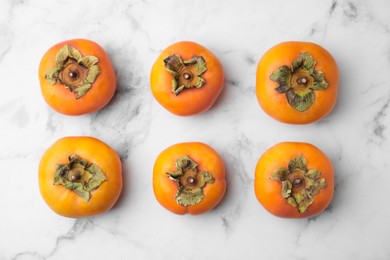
[1,0,389,259]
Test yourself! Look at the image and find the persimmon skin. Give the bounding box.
[39,39,116,116]
[39,136,122,218]
[150,41,224,116]
[256,41,339,124]
[153,142,226,215]
[254,142,334,218]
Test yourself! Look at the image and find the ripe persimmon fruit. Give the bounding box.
[153,142,226,215]
[39,136,122,218]
[254,142,334,218]
[150,41,224,116]
[39,39,116,115]
[256,41,339,124]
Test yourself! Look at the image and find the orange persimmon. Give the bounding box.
[39,39,116,115]
[256,41,339,124]
[150,41,224,116]
[254,142,334,218]
[39,136,122,218]
[153,142,226,215]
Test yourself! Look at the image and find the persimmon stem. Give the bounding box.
[164,54,207,95]
[68,170,81,182]
[69,71,79,79]
[54,155,107,202]
[293,178,302,186]
[44,44,100,99]
[187,177,196,185]
[166,155,214,206]
[183,72,192,80]
[297,77,308,85]
[270,155,327,213]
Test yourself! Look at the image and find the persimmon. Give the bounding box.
[39,39,116,115]
[254,142,334,218]
[153,142,226,215]
[256,41,339,124]
[150,41,224,116]
[39,136,122,218]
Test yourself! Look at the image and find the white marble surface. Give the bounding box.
[1,0,390,259]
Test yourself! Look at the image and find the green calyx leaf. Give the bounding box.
[175,156,197,172]
[271,168,288,181]
[85,163,107,190]
[74,83,91,99]
[292,52,316,73]
[270,155,327,213]
[270,66,291,93]
[275,84,290,94]
[286,89,315,112]
[164,54,183,76]
[176,188,204,206]
[286,197,298,208]
[79,56,99,68]
[306,168,321,180]
[45,66,61,84]
[308,178,327,196]
[200,171,214,186]
[288,155,307,172]
[194,56,207,75]
[85,65,100,84]
[56,45,83,66]
[53,154,107,202]
[294,193,314,213]
[195,76,205,88]
[172,85,185,95]
[166,155,214,207]
[164,54,208,95]
[167,170,183,178]
[281,180,292,198]
[311,70,329,90]
[62,181,90,202]
[270,51,329,112]
[44,44,101,99]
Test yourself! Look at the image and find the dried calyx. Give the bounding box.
[164,54,207,95]
[54,155,107,202]
[45,45,100,99]
[270,155,327,213]
[270,52,328,112]
[167,156,214,206]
